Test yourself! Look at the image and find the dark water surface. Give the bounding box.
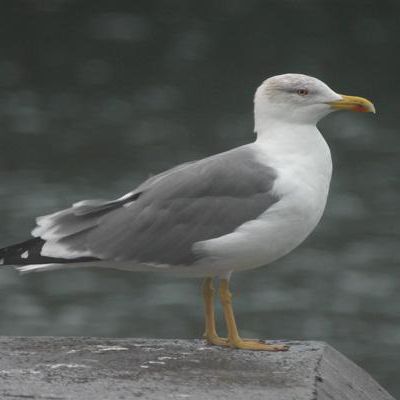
[0,0,399,396]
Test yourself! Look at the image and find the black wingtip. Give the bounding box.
[0,237,99,266]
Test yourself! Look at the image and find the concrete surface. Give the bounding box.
[0,337,395,400]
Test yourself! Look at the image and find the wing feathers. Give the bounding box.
[14,145,279,268]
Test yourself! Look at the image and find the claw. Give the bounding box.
[204,335,229,347]
[228,339,289,351]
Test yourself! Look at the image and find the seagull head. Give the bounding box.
[254,73,375,130]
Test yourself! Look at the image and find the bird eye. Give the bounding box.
[296,89,309,96]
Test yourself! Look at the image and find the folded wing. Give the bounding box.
[29,146,280,267]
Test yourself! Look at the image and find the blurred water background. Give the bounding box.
[0,0,399,396]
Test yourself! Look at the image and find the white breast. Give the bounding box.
[257,124,333,228]
[197,124,332,275]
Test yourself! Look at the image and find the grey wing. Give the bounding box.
[35,146,280,266]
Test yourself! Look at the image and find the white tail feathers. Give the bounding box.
[16,263,64,273]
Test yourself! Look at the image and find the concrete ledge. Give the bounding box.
[0,337,395,400]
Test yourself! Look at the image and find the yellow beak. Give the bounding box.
[329,95,376,114]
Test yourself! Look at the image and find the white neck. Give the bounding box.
[254,109,304,134]
[253,118,333,185]
[255,119,321,151]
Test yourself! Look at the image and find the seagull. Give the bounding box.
[0,74,375,351]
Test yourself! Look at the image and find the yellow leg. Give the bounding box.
[219,279,289,351]
[202,277,228,346]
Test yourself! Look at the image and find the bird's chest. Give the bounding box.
[273,157,332,224]
[256,132,333,227]
[249,136,333,258]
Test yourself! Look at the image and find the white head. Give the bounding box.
[254,73,375,132]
